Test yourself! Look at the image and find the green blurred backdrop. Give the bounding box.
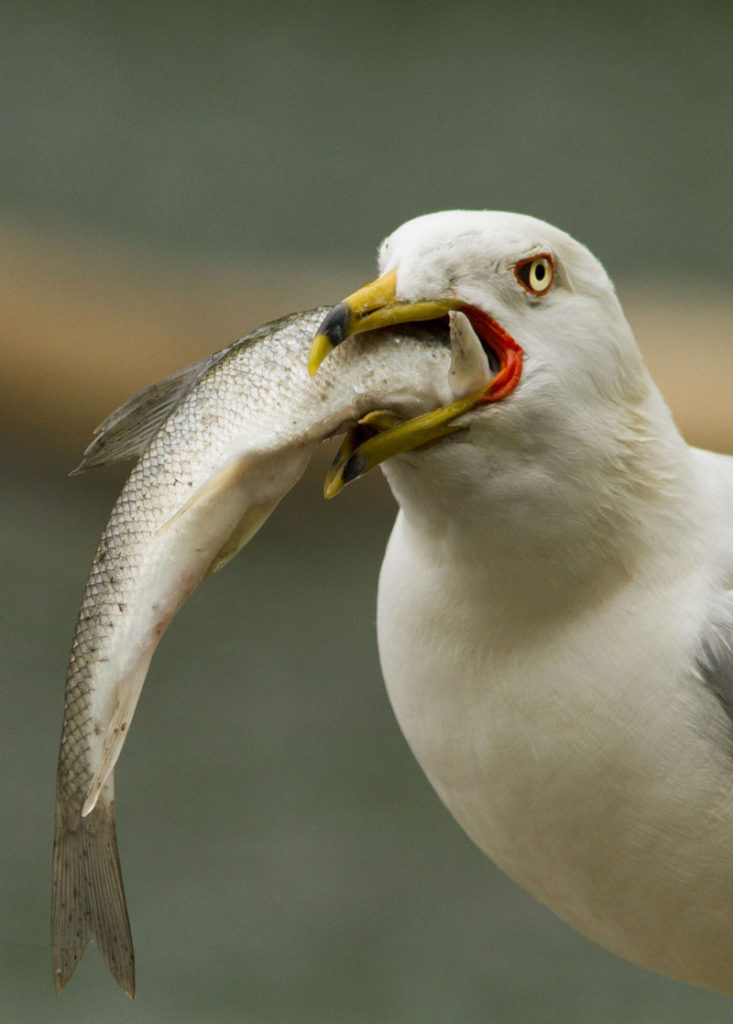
[2,3,733,1022]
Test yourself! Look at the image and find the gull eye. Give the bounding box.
[515,254,554,296]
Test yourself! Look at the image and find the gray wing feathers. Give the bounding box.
[51,778,134,998]
[698,598,733,727]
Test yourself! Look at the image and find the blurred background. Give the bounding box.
[2,2,732,1022]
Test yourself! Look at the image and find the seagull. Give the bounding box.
[308,210,733,994]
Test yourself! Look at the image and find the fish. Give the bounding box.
[52,306,493,997]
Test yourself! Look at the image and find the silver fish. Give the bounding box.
[52,307,492,997]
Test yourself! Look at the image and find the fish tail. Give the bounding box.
[51,777,135,998]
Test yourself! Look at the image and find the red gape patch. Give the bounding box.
[462,306,523,403]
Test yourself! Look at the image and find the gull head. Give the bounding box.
[311,210,676,523]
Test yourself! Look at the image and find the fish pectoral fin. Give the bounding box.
[156,443,312,544]
[205,501,278,577]
[154,457,251,539]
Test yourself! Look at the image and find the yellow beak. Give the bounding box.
[309,271,488,497]
[322,388,485,498]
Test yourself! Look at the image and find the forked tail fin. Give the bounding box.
[51,776,135,997]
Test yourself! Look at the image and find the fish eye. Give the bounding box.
[515,254,554,296]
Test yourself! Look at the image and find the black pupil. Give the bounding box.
[534,262,545,281]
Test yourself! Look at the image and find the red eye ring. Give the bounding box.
[515,253,554,296]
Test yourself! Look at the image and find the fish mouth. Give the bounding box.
[310,272,523,497]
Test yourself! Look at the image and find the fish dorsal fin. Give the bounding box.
[71,354,217,474]
[71,311,330,475]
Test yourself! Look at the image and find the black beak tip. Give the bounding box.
[341,451,368,486]
[317,302,351,347]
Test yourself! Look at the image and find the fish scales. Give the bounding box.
[52,307,470,997]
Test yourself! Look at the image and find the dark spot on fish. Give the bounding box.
[117,603,125,613]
